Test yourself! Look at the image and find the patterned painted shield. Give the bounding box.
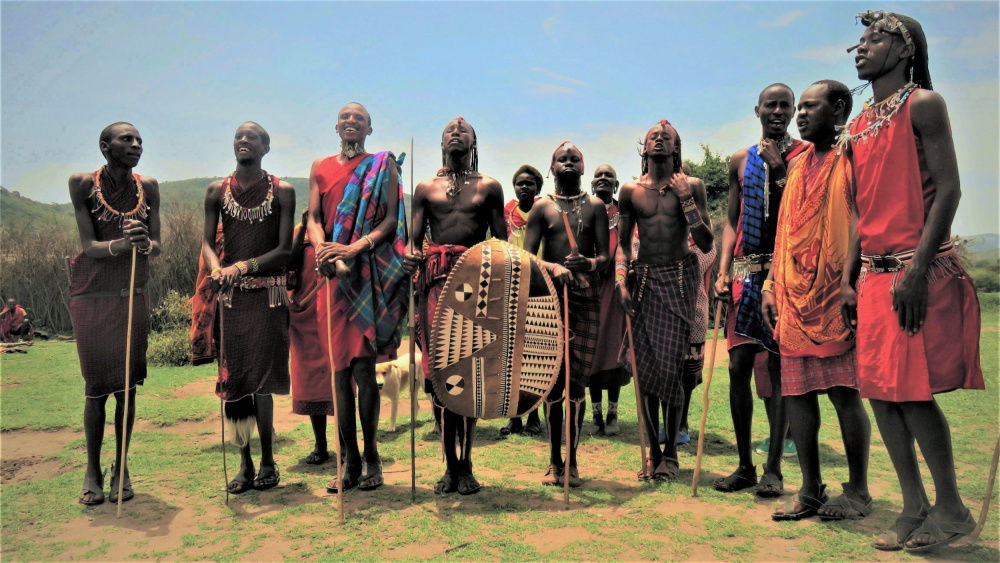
[430,239,564,419]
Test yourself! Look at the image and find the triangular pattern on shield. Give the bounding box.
[435,306,497,370]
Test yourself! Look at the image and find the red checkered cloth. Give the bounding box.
[781,348,859,396]
[623,254,699,407]
[415,242,468,385]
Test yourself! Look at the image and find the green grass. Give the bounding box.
[1,297,997,561]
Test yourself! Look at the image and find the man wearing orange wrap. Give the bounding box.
[764,80,871,523]
[841,11,983,552]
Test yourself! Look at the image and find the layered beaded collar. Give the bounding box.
[222,171,275,222]
[90,167,148,225]
[836,82,917,154]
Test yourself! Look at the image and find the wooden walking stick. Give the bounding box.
[967,434,1000,543]
[116,246,138,518]
[692,298,725,497]
[625,315,648,480]
[563,284,572,508]
[219,300,229,506]
[408,137,417,504]
[326,283,346,524]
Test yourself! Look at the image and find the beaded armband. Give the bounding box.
[249,258,260,273]
[615,261,628,285]
[681,197,703,227]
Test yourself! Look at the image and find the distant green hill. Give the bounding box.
[2,179,411,232]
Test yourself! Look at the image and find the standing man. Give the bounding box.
[308,102,408,492]
[764,80,872,522]
[714,85,807,496]
[586,164,630,437]
[842,12,983,551]
[616,121,713,480]
[524,142,610,487]
[68,122,161,505]
[287,213,334,466]
[404,117,506,495]
[202,122,295,495]
[501,164,544,437]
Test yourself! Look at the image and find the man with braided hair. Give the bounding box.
[524,141,609,488]
[616,121,713,481]
[715,85,807,496]
[842,11,983,551]
[404,117,506,495]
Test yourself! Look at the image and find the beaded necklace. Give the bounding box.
[606,201,620,230]
[548,192,587,237]
[507,203,530,235]
[755,133,793,219]
[445,169,470,197]
[91,167,148,225]
[836,82,917,154]
[222,171,274,222]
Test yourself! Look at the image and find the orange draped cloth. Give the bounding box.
[772,146,853,358]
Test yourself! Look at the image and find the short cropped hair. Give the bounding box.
[100,122,134,145]
[812,80,853,121]
[512,164,544,192]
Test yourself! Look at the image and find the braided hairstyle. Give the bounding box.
[858,10,932,90]
[639,120,682,175]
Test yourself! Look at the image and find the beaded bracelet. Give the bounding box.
[249,257,260,273]
[762,279,776,293]
[615,261,628,285]
[775,178,787,188]
[363,235,375,251]
[211,266,222,276]
[236,261,249,275]
[681,198,702,226]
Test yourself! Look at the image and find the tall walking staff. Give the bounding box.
[408,138,417,504]
[692,265,726,497]
[624,314,648,480]
[116,247,138,518]
[326,283,346,524]
[219,298,229,506]
[559,213,578,508]
[562,284,572,507]
[967,435,1000,543]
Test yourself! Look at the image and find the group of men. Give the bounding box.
[66,10,983,553]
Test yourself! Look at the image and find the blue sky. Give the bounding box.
[2,1,997,235]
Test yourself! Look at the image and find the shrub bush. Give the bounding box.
[147,327,191,366]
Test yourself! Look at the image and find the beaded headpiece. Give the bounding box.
[549,141,585,177]
[849,10,932,91]
[639,120,682,175]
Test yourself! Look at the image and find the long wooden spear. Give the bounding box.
[116,246,138,518]
[408,137,417,504]
[326,283,345,524]
[625,315,648,480]
[219,298,229,506]
[692,297,725,497]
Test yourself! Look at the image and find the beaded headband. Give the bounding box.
[848,10,912,52]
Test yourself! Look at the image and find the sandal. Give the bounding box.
[653,458,679,481]
[434,469,457,495]
[546,463,564,485]
[819,484,873,521]
[556,465,583,488]
[304,450,329,465]
[253,467,280,491]
[228,473,254,495]
[903,508,976,553]
[755,471,784,498]
[326,464,361,494]
[714,466,757,493]
[108,464,135,503]
[872,509,928,552]
[78,472,105,506]
[637,458,654,481]
[358,464,384,491]
[456,472,481,495]
[772,484,828,521]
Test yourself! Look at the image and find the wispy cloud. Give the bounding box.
[527,81,576,95]
[762,10,807,28]
[543,13,560,34]
[794,43,851,64]
[530,67,590,87]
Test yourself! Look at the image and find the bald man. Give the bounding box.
[307,103,408,493]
